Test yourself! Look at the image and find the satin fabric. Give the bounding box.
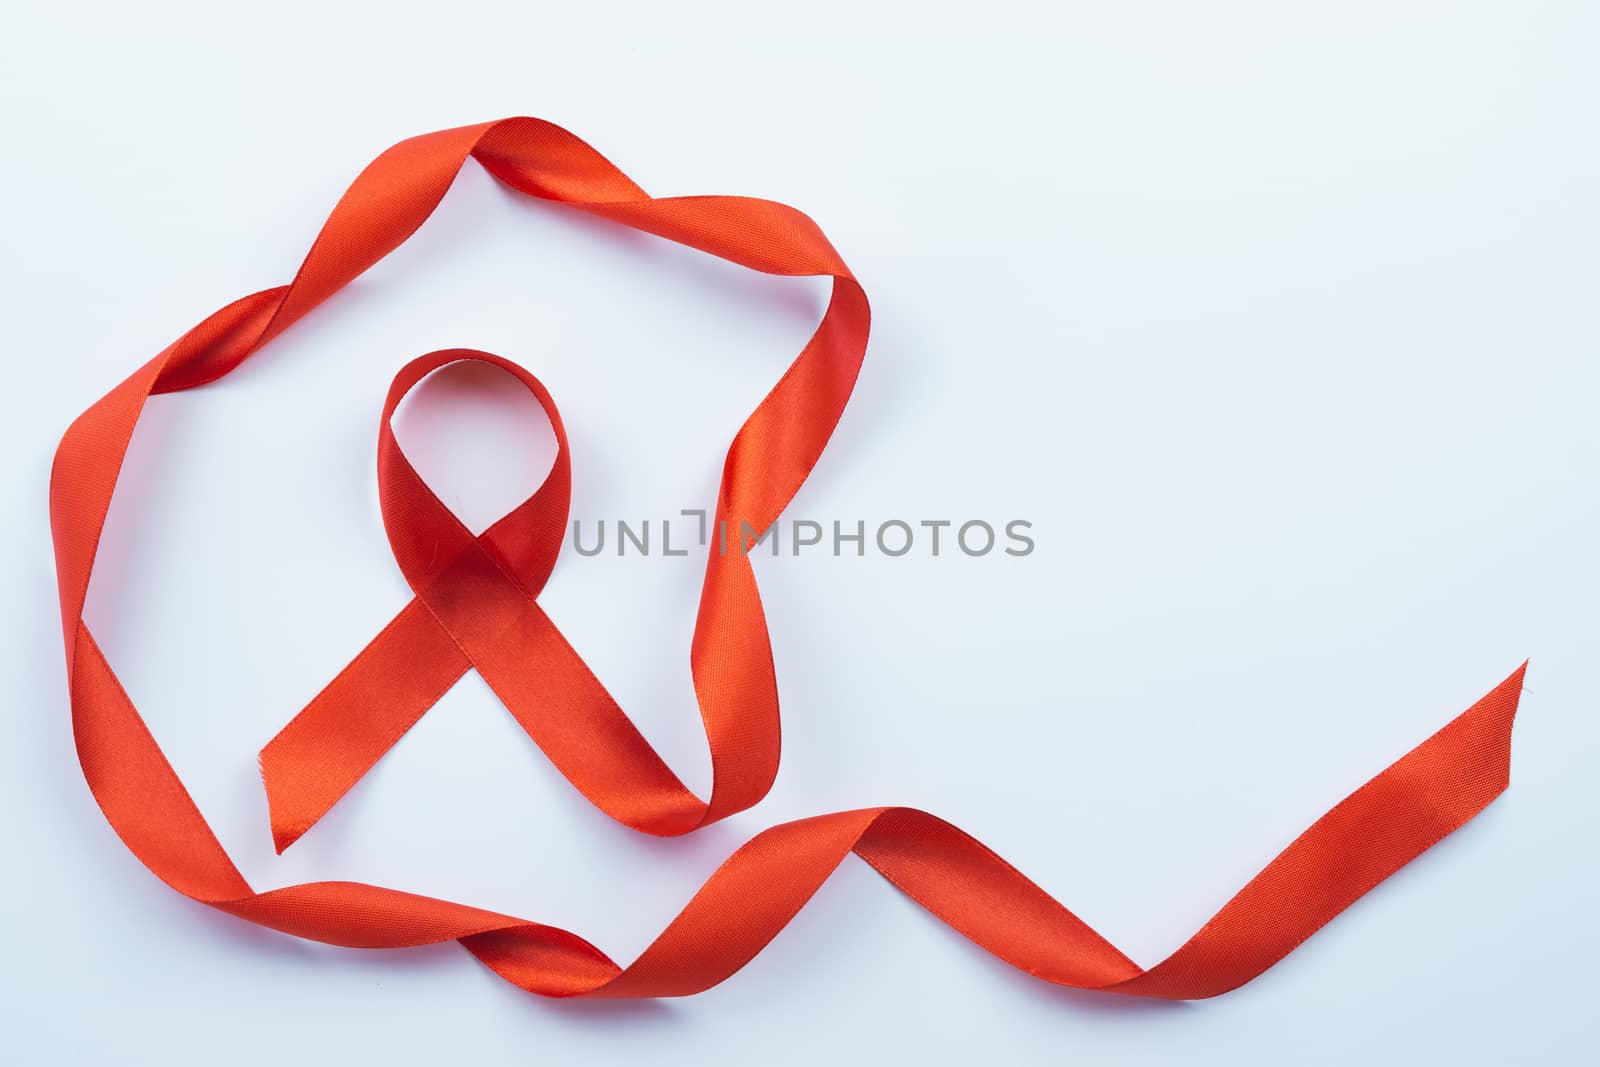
[50,116,1525,1000]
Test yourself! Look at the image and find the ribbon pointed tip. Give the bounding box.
[1450,660,1529,798]
[259,752,307,854]
[271,826,303,856]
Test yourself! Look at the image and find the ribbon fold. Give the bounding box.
[50,116,1524,1001]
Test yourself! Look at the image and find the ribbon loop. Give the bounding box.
[377,349,571,599]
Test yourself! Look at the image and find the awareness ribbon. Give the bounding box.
[50,116,1525,1000]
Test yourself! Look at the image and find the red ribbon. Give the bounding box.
[50,116,1525,1000]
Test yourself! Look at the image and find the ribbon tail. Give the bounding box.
[1109,660,1527,998]
[259,599,469,852]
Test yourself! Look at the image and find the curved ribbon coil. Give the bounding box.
[49,116,1525,1001]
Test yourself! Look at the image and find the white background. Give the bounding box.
[3,3,1597,1063]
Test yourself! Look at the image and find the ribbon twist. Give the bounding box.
[50,116,1525,1001]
